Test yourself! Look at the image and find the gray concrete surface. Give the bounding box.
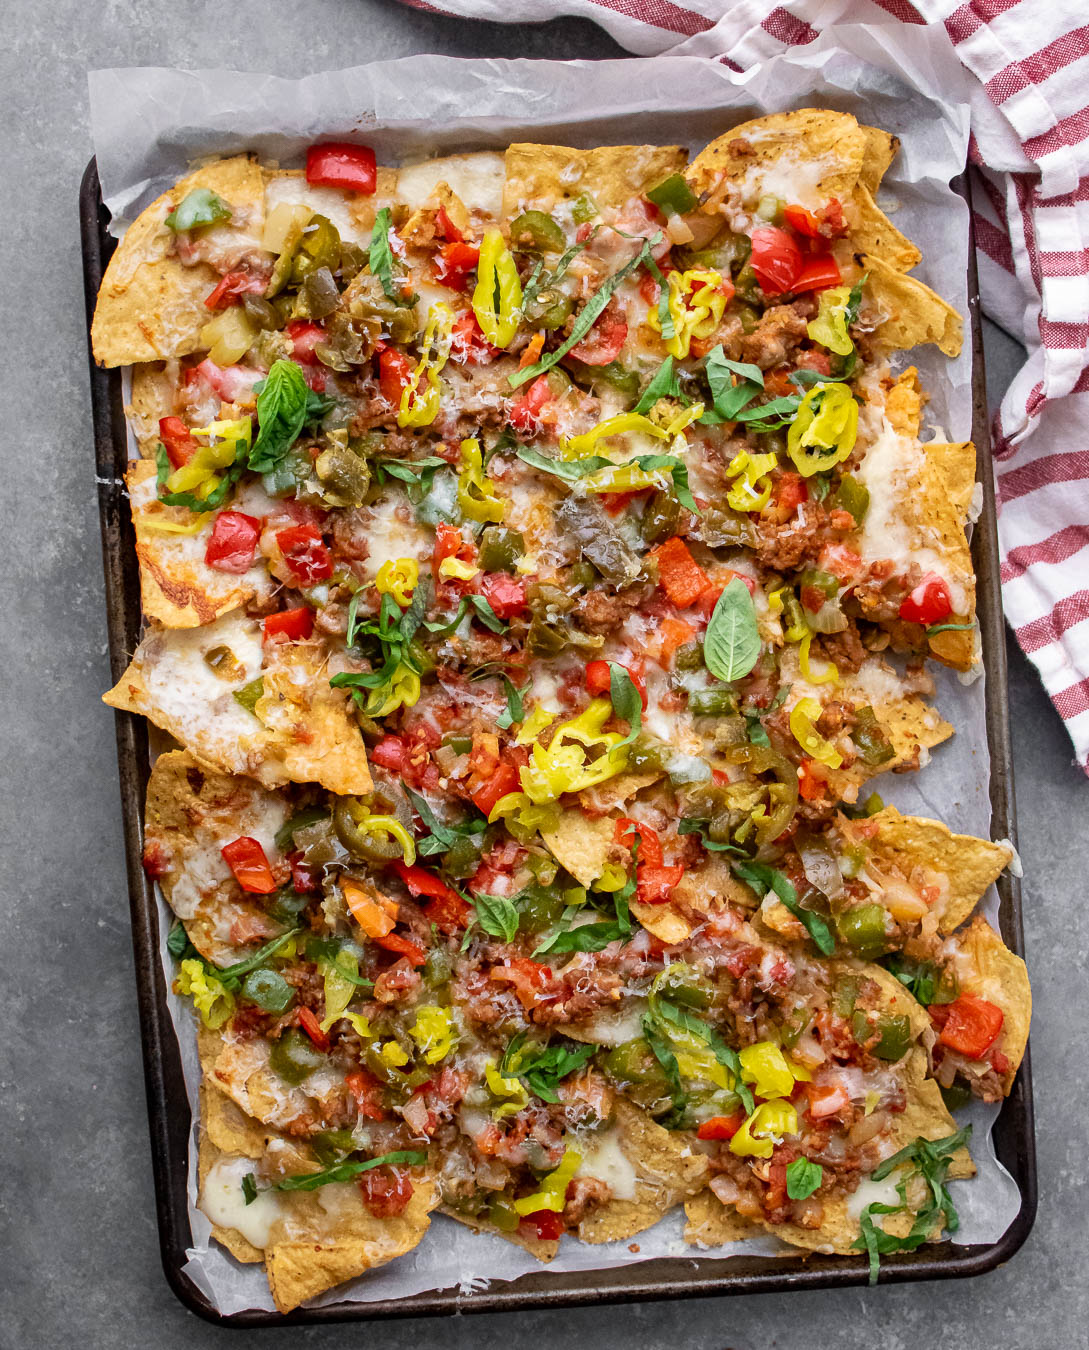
[1,2,1085,1346]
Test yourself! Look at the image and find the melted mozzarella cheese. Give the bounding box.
[846,1172,902,1221]
[357,494,433,581]
[575,1127,639,1200]
[396,152,505,216]
[264,175,370,244]
[200,1155,282,1248]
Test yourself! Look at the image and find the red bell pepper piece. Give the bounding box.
[470,760,522,819]
[345,1067,387,1121]
[436,241,480,291]
[696,1114,743,1141]
[371,735,408,772]
[305,142,377,195]
[159,416,199,469]
[297,1006,331,1051]
[284,319,325,366]
[204,511,261,574]
[220,837,277,894]
[782,204,822,238]
[636,864,685,905]
[432,521,465,579]
[614,817,663,868]
[508,375,552,432]
[204,270,264,310]
[899,572,953,626]
[435,205,463,242]
[519,1209,565,1241]
[379,347,414,405]
[480,572,528,620]
[649,536,711,609]
[276,524,332,584]
[749,226,803,295]
[450,312,501,366]
[791,253,842,294]
[938,995,1004,1060]
[392,862,473,934]
[797,759,827,802]
[263,606,314,642]
[373,931,428,967]
[587,660,647,708]
[773,472,808,514]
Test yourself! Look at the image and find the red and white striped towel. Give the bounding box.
[401,0,1089,774]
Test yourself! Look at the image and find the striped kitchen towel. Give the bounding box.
[399,0,1089,774]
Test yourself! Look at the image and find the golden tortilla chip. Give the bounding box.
[125,461,274,627]
[442,1207,559,1262]
[201,1080,270,1160]
[631,854,754,946]
[197,1135,266,1265]
[946,915,1031,1093]
[103,612,372,795]
[866,805,1012,933]
[918,441,978,670]
[578,771,661,814]
[128,363,177,457]
[503,143,687,219]
[577,1098,708,1243]
[847,184,921,272]
[540,810,616,888]
[858,126,900,196]
[864,254,963,357]
[685,109,866,210]
[885,365,924,437]
[91,155,266,368]
[683,1189,761,1247]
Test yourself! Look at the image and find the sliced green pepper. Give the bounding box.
[233,677,264,715]
[291,215,342,283]
[836,904,890,960]
[571,193,598,224]
[269,1028,326,1085]
[833,473,870,525]
[478,526,526,573]
[241,968,296,1015]
[509,210,566,253]
[852,707,895,767]
[646,173,698,217]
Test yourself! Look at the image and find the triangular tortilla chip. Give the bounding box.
[91,155,266,367]
[863,254,963,357]
[946,915,1031,1093]
[197,1135,266,1265]
[503,143,687,218]
[128,363,178,457]
[858,126,900,196]
[540,810,617,888]
[683,1189,761,1247]
[847,183,921,272]
[442,1207,559,1263]
[578,771,661,815]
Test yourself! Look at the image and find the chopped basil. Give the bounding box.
[499,1033,598,1103]
[496,676,525,731]
[609,663,643,747]
[632,355,681,415]
[515,445,697,513]
[732,861,835,956]
[468,891,521,944]
[255,1149,429,1198]
[368,207,416,306]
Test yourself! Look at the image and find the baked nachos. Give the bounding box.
[93,113,1030,1311]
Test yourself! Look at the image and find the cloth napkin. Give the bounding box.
[399,0,1089,775]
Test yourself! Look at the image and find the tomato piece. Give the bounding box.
[797,759,827,802]
[220,836,277,894]
[938,995,1004,1060]
[479,572,528,620]
[433,521,464,578]
[899,572,953,626]
[276,524,332,584]
[774,472,808,514]
[345,1068,386,1121]
[297,1006,331,1051]
[450,312,501,366]
[749,226,803,295]
[507,375,552,432]
[657,617,696,668]
[284,319,325,366]
[650,536,711,609]
[615,817,664,868]
[519,1209,564,1241]
[263,606,314,642]
[697,1114,743,1141]
[159,416,199,469]
[471,760,521,818]
[792,253,842,294]
[288,850,319,893]
[569,304,628,365]
[359,1164,414,1216]
[600,488,650,516]
[373,931,427,967]
[436,241,480,291]
[204,270,264,310]
[305,142,377,195]
[782,204,822,238]
[637,864,685,905]
[371,735,408,771]
[204,511,261,574]
[379,347,414,404]
[586,660,611,698]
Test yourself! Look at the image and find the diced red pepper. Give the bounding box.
[204,270,264,310]
[345,1067,387,1121]
[436,241,480,291]
[305,141,377,195]
[471,760,521,819]
[371,735,408,771]
[791,253,842,294]
[204,511,261,574]
[433,521,470,580]
[435,205,464,242]
[159,416,199,469]
[657,617,696,667]
[569,304,628,365]
[637,864,685,905]
[393,862,473,934]
[284,319,325,366]
[749,226,803,295]
[297,1006,331,1051]
[519,1209,564,1241]
[288,850,319,893]
[600,488,651,516]
[615,817,664,868]
[586,660,647,709]
[899,572,953,626]
[774,472,808,514]
[696,1114,743,1141]
[373,931,428,967]
[782,204,822,238]
[450,312,500,366]
[263,606,314,642]
[276,524,332,584]
[797,759,827,802]
[379,347,414,405]
[479,572,528,619]
[938,995,1004,1060]
[508,375,552,433]
[220,836,277,894]
[650,536,711,609]
[359,1165,414,1217]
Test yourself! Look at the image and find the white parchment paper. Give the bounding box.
[92,24,1022,1315]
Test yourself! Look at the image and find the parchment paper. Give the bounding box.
[91,24,1022,1315]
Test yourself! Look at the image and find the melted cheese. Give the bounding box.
[846,1172,901,1221]
[200,1155,282,1248]
[396,152,505,216]
[358,494,433,581]
[264,176,370,245]
[575,1127,638,1200]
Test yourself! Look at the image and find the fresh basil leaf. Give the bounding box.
[786,1157,823,1200]
[468,595,507,634]
[241,1172,259,1206]
[539,919,626,954]
[497,676,525,730]
[219,927,302,984]
[248,360,310,474]
[155,443,242,513]
[515,445,697,512]
[510,234,663,388]
[703,578,761,684]
[471,892,521,944]
[424,595,508,637]
[744,712,770,747]
[926,622,974,636]
[633,356,679,414]
[641,1012,687,1117]
[609,663,643,747]
[274,1150,428,1194]
[368,207,415,307]
[500,1035,598,1103]
[167,921,193,960]
[629,454,699,513]
[732,861,835,955]
[845,273,867,325]
[703,346,765,422]
[164,188,232,232]
[883,954,958,1007]
[787,368,837,390]
[733,393,803,425]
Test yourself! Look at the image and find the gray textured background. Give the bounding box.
[2,1,1085,1346]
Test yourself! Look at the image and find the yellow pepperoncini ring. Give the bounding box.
[485,1060,530,1120]
[165,417,250,496]
[398,302,455,428]
[176,958,235,1030]
[787,383,858,477]
[767,586,786,615]
[472,229,523,349]
[789,696,843,769]
[513,1146,583,1214]
[376,557,419,607]
[365,664,422,720]
[518,699,630,804]
[346,810,418,866]
[561,412,668,460]
[729,1100,799,1159]
[726,450,778,513]
[516,705,556,746]
[594,861,628,893]
[457,437,505,523]
[136,514,207,536]
[798,631,839,686]
[646,268,729,359]
[806,285,855,357]
[409,1006,458,1064]
[738,1042,796,1099]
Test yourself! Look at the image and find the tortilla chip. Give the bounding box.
[577,1098,708,1243]
[838,685,953,775]
[503,143,687,219]
[858,126,900,196]
[864,254,963,357]
[683,1189,761,1247]
[125,460,274,627]
[91,155,266,367]
[197,1135,265,1265]
[631,853,754,945]
[264,1175,437,1313]
[866,806,1013,933]
[104,613,372,795]
[442,1207,559,1262]
[201,1081,270,1160]
[686,109,866,209]
[846,184,921,272]
[128,363,178,457]
[885,365,924,437]
[578,771,661,814]
[947,916,1031,1093]
[540,810,617,888]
